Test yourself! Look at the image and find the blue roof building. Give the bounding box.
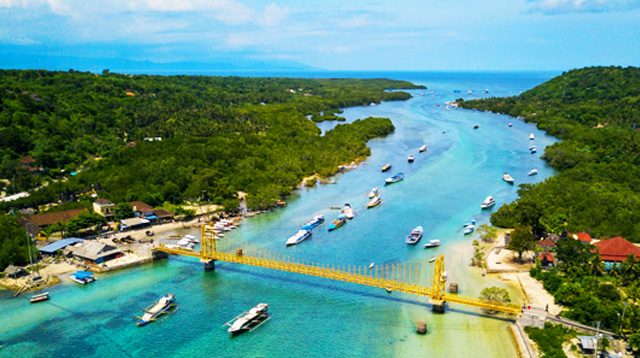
[39,238,85,255]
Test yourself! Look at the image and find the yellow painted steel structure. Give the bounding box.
[156,223,522,315]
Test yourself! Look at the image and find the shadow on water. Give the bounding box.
[172,257,515,323]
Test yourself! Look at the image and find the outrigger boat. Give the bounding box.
[528,168,539,176]
[405,226,424,245]
[366,195,382,209]
[385,172,404,185]
[342,203,355,219]
[368,187,379,199]
[302,215,325,231]
[381,163,392,172]
[136,293,177,326]
[502,172,515,184]
[424,240,441,248]
[419,145,427,153]
[30,292,50,303]
[328,215,347,231]
[480,196,496,210]
[69,271,95,285]
[225,303,270,335]
[286,230,312,246]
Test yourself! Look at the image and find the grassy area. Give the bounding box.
[525,322,575,358]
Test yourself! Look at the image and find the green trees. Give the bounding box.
[0,215,34,270]
[479,286,511,314]
[507,225,536,263]
[114,202,134,221]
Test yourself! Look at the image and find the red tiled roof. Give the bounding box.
[130,201,153,213]
[23,208,87,227]
[152,209,173,219]
[575,232,592,243]
[538,239,557,248]
[539,252,555,262]
[594,237,640,262]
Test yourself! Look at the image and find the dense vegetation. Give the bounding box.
[0,70,422,211]
[458,66,640,242]
[0,215,34,270]
[524,322,575,358]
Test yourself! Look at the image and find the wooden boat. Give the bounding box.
[328,215,347,231]
[381,163,392,172]
[30,292,50,303]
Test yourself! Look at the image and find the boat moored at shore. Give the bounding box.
[424,240,441,248]
[69,271,95,285]
[463,224,475,235]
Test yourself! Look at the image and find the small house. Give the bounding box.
[93,199,115,218]
[120,217,150,231]
[152,209,173,223]
[539,252,555,268]
[4,265,27,279]
[537,238,557,252]
[68,241,121,264]
[129,201,153,218]
[577,336,597,355]
[594,236,640,263]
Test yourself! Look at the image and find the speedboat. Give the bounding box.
[529,133,535,140]
[528,168,539,176]
[502,173,515,184]
[366,195,382,209]
[226,303,270,335]
[407,155,415,163]
[369,262,375,269]
[368,187,379,199]
[69,271,95,284]
[286,229,312,246]
[381,163,392,172]
[463,224,475,235]
[30,292,50,303]
[419,145,427,153]
[385,172,404,185]
[529,145,537,154]
[342,203,355,219]
[405,226,424,245]
[480,196,496,209]
[328,215,347,231]
[302,215,325,230]
[424,240,441,248]
[137,293,177,326]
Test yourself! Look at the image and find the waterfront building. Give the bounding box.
[39,238,85,256]
[67,241,121,264]
[93,198,115,218]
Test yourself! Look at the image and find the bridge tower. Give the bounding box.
[200,223,217,271]
[429,255,447,313]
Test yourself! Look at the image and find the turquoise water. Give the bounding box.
[0,72,557,357]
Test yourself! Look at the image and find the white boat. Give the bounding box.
[419,145,427,153]
[137,293,176,326]
[366,195,382,208]
[30,292,50,303]
[528,168,539,176]
[342,203,355,219]
[529,133,535,140]
[302,215,325,230]
[508,122,513,127]
[226,303,270,335]
[529,145,537,154]
[463,224,475,235]
[286,230,312,246]
[480,196,496,209]
[369,262,375,269]
[502,173,515,184]
[424,240,441,248]
[69,271,95,284]
[368,187,379,199]
[405,226,424,245]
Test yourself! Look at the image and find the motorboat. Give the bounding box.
[136,293,177,326]
[407,155,415,163]
[226,303,270,335]
[381,163,392,172]
[405,226,424,245]
[302,215,325,230]
[286,230,312,246]
[502,172,515,184]
[385,172,404,185]
[528,168,539,176]
[529,145,537,154]
[69,271,95,284]
[342,203,355,219]
[30,292,50,303]
[480,196,496,210]
[419,145,427,153]
[463,224,475,235]
[473,124,479,129]
[424,240,441,248]
[508,122,513,127]
[529,133,535,140]
[369,262,375,269]
[368,187,379,199]
[328,215,347,231]
[463,219,477,227]
[366,195,382,209]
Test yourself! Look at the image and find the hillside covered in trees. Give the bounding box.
[459,66,640,242]
[0,70,423,211]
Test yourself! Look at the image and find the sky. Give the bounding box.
[0,0,639,71]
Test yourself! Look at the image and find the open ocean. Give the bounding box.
[0,71,558,357]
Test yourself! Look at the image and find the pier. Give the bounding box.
[156,223,522,315]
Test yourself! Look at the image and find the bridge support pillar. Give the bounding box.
[430,299,446,313]
[202,259,216,271]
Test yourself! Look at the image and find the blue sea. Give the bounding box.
[0,71,558,357]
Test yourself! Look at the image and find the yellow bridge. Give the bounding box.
[156,223,521,315]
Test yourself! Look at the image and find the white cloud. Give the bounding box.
[260,3,289,26]
[527,0,640,14]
